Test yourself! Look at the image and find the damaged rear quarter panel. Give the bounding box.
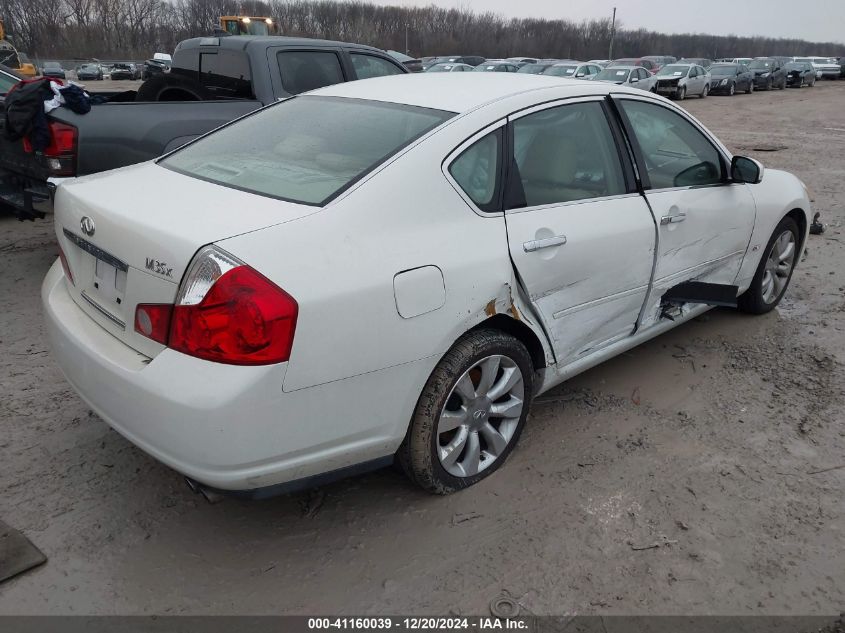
[217,123,550,395]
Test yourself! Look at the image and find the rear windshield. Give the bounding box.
[161,96,453,206]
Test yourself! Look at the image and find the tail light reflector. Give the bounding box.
[134,246,297,366]
[58,242,74,285]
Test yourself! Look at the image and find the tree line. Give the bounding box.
[2,0,843,62]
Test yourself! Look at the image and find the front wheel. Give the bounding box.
[676,86,686,100]
[738,216,800,314]
[399,330,535,494]
[728,82,736,96]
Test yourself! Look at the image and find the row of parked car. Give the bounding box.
[33,54,173,82]
[419,54,845,98]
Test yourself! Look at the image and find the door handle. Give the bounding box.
[660,212,686,225]
[523,235,567,252]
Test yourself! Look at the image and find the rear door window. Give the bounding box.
[277,50,345,95]
[350,53,404,79]
[199,51,254,98]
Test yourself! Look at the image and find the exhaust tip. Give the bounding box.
[184,477,225,504]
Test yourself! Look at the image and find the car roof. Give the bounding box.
[604,65,638,71]
[312,73,617,113]
[176,35,387,55]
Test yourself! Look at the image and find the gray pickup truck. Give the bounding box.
[0,35,407,218]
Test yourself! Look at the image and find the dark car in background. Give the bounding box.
[473,60,519,72]
[677,57,714,69]
[610,57,659,73]
[642,55,676,70]
[748,58,786,90]
[142,58,169,80]
[110,63,137,80]
[76,63,103,80]
[784,61,816,88]
[506,57,537,66]
[708,63,754,95]
[41,62,66,79]
[387,50,423,72]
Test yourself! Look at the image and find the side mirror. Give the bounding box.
[731,156,764,184]
[576,72,585,78]
[631,77,639,82]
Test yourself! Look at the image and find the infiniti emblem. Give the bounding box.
[472,410,487,420]
[80,216,95,237]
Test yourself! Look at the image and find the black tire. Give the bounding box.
[738,216,800,314]
[398,329,535,494]
[699,84,709,98]
[676,86,686,100]
[728,82,735,96]
[135,73,212,102]
[746,80,753,94]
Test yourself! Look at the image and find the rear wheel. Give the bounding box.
[398,329,534,494]
[700,84,709,98]
[738,216,800,314]
[746,80,753,94]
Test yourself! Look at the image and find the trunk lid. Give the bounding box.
[55,161,320,357]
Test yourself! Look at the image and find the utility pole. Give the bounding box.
[405,23,409,55]
[608,7,617,61]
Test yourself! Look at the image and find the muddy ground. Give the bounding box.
[0,81,843,616]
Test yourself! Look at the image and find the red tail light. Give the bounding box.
[134,247,297,366]
[23,122,77,177]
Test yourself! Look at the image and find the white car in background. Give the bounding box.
[794,56,840,79]
[654,63,712,99]
[44,74,811,497]
[543,61,604,80]
[593,65,657,91]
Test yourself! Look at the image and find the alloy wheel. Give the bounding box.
[761,230,797,305]
[436,355,525,477]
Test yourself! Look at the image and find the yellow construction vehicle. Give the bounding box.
[219,15,277,36]
[0,18,37,76]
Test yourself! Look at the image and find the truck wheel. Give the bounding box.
[135,74,212,102]
[398,329,534,494]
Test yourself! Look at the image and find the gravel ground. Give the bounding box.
[0,81,843,616]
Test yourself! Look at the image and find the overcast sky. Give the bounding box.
[379,0,844,45]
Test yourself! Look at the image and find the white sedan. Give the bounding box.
[44,74,811,496]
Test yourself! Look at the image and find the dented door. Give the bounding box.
[504,99,656,365]
[614,98,756,326]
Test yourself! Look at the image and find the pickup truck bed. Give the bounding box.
[0,35,407,218]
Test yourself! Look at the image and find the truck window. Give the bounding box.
[277,51,345,95]
[199,51,254,99]
[350,53,404,79]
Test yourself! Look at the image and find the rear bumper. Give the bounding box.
[42,260,425,491]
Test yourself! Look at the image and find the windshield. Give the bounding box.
[80,64,98,71]
[545,65,578,77]
[427,64,454,72]
[657,65,689,76]
[710,65,736,75]
[749,60,772,69]
[517,64,549,74]
[44,62,61,69]
[596,68,630,81]
[162,96,453,206]
[785,62,806,70]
